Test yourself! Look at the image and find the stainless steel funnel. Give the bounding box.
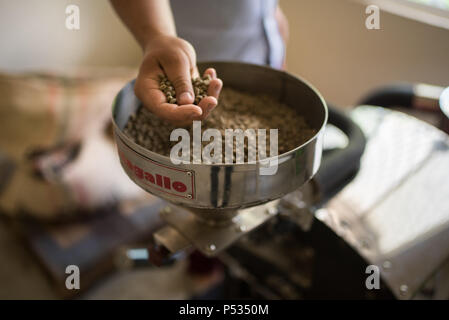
[112,62,328,256]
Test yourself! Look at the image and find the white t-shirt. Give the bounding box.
[170,0,284,69]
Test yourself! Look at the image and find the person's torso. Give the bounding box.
[170,0,284,69]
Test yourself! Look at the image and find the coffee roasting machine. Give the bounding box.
[112,62,449,300]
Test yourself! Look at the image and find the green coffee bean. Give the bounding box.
[123,87,316,163]
[158,75,210,106]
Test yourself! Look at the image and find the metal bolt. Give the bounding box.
[162,206,172,214]
[315,209,328,220]
[238,225,247,232]
[186,171,192,176]
[360,239,370,250]
[206,244,216,252]
[187,194,192,199]
[297,200,306,209]
[265,207,278,216]
[340,220,350,229]
[383,261,392,270]
[399,284,408,296]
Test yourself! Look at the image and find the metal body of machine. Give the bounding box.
[218,105,449,300]
[110,63,449,300]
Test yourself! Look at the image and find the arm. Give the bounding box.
[275,5,289,70]
[110,0,176,48]
[110,0,222,125]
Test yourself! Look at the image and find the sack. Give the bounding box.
[0,69,147,220]
[0,69,135,160]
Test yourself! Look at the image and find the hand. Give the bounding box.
[134,35,223,126]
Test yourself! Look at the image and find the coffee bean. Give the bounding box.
[158,75,209,106]
[123,87,316,163]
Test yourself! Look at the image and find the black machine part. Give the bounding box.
[358,83,449,134]
[315,104,366,203]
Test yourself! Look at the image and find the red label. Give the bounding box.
[118,149,194,200]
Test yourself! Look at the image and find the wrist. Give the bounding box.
[140,30,175,52]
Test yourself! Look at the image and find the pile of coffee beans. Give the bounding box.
[158,74,211,105]
[124,83,316,163]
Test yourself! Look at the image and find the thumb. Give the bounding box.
[163,53,195,105]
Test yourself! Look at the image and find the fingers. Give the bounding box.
[208,78,223,99]
[190,68,222,119]
[204,68,217,79]
[135,59,222,125]
[192,66,200,79]
[161,51,195,105]
[198,96,218,120]
[203,68,223,99]
[135,75,202,125]
[134,63,166,111]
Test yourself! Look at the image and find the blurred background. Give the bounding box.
[0,0,448,105]
[0,0,448,300]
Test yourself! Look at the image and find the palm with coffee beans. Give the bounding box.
[159,74,211,106]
